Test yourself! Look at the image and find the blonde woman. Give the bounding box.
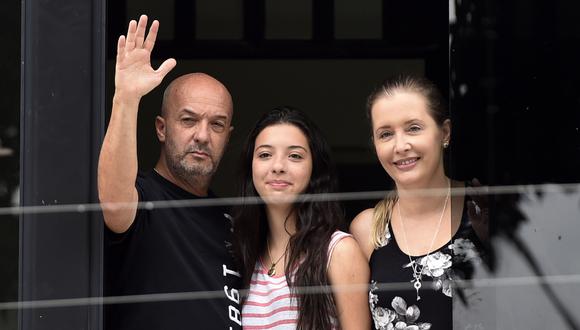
[351,76,488,329]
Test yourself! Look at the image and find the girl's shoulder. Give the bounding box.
[327,231,368,273]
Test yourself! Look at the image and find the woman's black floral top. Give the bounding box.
[369,194,487,329]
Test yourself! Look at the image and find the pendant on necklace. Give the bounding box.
[268,263,277,276]
[410,260,422,301]
[413,279,422,301]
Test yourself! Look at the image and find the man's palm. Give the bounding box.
[114,16,176,99]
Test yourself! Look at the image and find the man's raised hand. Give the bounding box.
[115,15,176,100]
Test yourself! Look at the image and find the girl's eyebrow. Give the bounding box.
[255,144,272,149]
[288,146,308,151]
[255,145,308,151]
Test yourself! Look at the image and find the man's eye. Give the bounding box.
[212,122,226,131]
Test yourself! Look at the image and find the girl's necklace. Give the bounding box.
[266,239,287,276]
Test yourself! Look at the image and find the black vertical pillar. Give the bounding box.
[313,0,334,42]
[244,0,265,43]
[20,0,105,329]
[106,0,127,58]
[175,0,197,42]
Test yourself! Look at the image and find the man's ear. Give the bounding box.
[155,116,166,142]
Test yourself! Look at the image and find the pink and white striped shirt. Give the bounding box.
[241,231,351,329]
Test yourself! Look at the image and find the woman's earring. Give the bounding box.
[443,141,450,149]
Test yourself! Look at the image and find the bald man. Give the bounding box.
[98,16,241,330]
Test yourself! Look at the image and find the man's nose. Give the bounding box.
[194,120,210,144]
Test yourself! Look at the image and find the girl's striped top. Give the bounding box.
[241,231,351,329]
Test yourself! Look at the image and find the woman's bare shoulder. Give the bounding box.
[349,208,375,260]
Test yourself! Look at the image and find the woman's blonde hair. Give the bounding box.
[370,190,398,249]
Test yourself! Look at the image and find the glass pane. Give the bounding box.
[196,0,243,40]
[126,0,176,40]
[266,0,312,39]
[450,0,580,328]
[335,0,382,39]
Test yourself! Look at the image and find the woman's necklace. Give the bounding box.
[266,239,287,276]
[397,180,450,301]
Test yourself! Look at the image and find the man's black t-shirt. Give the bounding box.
[104,171,242,330]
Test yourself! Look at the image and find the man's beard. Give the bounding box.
[165,142,218,181]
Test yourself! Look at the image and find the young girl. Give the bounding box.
[351,76,488,329]
[234,107,371,329]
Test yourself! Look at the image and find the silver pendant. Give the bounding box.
[413,279,422,300]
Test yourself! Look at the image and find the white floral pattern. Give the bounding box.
[403,251,454,297]
[369,282,432,330]
[419,252,452,277]
[449,238,481,263]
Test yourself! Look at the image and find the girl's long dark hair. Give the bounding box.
[233,106,345,329]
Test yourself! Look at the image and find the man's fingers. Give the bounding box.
[156,58,177,78]
[125,20,137,51]
[134,15,148,48]
[116,35,126,62]
[143,20,160,52]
